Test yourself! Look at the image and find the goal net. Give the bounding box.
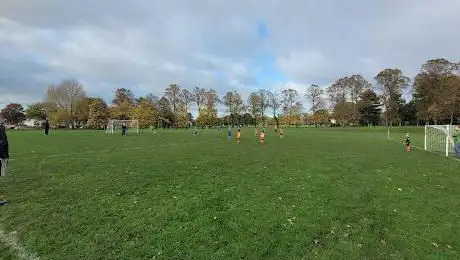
[424,125,455,157]
[106,120,139,134]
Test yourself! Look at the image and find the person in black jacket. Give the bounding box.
[121,124,127,136]
[0,121,8,177]
[44,119,50,135]
[0,121,8,206]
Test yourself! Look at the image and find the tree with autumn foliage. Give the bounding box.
[0,103,26,124]
[281,89,301,125]
[74,97,101,128]
[25,102,48,120]
[133,99,156,128]
[413,58,460,124]
[87,98,109,129]
[46,79,87,128]
[196,107,218,126]
[309,109,331,126]
[374,69,410,125]
[327,75,372,126]
[113,88,135,106]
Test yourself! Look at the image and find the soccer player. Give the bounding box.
[259,130,265,145]
[0,121,9,177]
[194,126,198,136]
[236,129,241,144]
[454,125,460,158]
[405,133,411,152]
[279,128,284,138]
[227,127,232,140]
[121,124,127,136]
[44,119,50,136]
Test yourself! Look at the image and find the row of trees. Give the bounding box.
[1,58,459,128]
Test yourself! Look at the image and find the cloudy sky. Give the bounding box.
[1,0,459,113]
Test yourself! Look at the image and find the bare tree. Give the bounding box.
[268,92,281,117]
[327,78,348,107]
[247,92,261,126]
[281,88,299,122]
[164,84,181,115]
[203,89,220,111]
[47,79,86,129]
[192,86,206,113]
[327,77,354,125]
[223,91,236,115]
[223,91,244,115]
[305,84,325,113]
[180,89,193,114]
[348,75,372,104]
[257,90,270,124]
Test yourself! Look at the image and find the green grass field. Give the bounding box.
[1,127,459,259]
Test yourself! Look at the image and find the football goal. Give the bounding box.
[424,125,455,157]
[106,120,139,134]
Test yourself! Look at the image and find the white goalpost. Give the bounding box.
[424,125,455,157]
[105,120,140,134]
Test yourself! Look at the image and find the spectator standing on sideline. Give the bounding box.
[121,124,127,136]
[0,120,8,177]
[0,120,9,206]
[44,119,50,135]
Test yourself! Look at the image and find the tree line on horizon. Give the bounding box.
[1,58,459,129]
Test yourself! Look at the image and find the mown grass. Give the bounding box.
[0,127,459,259]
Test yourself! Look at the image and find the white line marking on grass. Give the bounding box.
[0,228,40,260]
[10,140,216,161]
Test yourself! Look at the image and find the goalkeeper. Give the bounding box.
[404,133,411,152]
[454,125,460,158]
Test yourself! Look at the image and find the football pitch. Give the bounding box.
[1,127,459,259]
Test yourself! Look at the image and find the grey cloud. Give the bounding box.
[0,57,55,105]
[1,0,460,108]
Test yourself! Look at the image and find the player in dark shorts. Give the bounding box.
[227,127,232,140]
